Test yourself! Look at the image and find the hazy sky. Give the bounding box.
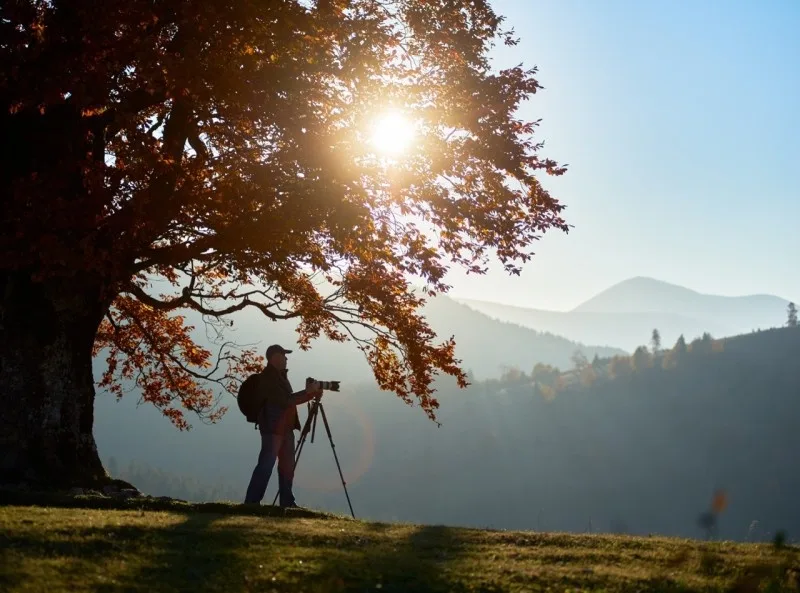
[444,0,799,311]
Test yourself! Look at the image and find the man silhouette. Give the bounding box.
[244,344,322,506]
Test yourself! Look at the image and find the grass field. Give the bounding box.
[1,496,798,592]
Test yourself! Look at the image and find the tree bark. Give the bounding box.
[0,270,110,489]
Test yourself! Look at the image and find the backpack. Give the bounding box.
[237,372,264,424]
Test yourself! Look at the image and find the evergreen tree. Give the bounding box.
[787,302,798,328]
[632,346,651,372]
[674,334,688,355]
[666,334,688,368]
[650,329,661,355]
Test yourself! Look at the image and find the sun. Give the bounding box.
[369,110,415,157]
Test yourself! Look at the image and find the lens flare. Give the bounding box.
[370,110,415,156]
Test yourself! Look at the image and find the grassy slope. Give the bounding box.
[2,498,799,593]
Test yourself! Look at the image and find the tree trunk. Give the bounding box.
[0,271,109,489]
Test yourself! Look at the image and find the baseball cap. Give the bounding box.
[266,344,293,359]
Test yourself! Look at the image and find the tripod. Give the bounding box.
[272,396,356,519]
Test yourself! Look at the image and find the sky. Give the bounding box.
[443,0,800,311]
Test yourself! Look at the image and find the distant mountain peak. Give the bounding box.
[571,277,788,316]
[450,277,789,352]
[613,276,700,292]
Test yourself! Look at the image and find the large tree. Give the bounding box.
[0,0,568,488]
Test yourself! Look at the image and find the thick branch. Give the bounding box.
[125,283,298,321]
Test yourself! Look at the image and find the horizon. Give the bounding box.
[442,0,800,312]
[448,274,798,313]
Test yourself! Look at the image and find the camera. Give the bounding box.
[307,377,341,392]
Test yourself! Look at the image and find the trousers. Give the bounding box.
[244,427,296,506]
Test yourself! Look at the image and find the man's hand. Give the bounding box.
[305,379,322,396]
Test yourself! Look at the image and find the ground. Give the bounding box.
[1,493,798,592]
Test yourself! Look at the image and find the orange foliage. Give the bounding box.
[93,291,264,430]
[3,0,569,426]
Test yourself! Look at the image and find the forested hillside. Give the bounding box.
[97,326,800,542]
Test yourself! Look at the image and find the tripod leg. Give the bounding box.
[310,401,319,443]
[318,403,356,519]
[294,400,319,469]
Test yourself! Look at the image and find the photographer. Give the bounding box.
[244,344,323,507]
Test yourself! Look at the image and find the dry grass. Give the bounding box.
[1,499,798,592]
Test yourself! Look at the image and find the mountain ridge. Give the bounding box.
[572,276,790,314]
[452,276,792,351]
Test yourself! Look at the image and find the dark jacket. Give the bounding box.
[257,364,303,435]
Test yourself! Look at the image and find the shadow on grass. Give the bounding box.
[93,513,253,593]
[1,511,262,593]
[2,511,475,593]
[304,523,500,593]
[301,525,698,593]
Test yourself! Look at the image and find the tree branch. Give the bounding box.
[124,283,299,321]
[103,86,169,140]
[134,235,220,273]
